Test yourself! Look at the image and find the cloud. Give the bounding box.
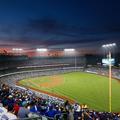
[27,17,120,35]
[0,17,120,49]
[26,17,81,37]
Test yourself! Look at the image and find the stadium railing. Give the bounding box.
[14,113,68,120]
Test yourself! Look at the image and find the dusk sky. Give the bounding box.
[0,0,120,53]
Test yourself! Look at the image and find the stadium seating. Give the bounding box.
[0,66,120,119]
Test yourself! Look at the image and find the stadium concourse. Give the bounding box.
[0,65,120,120]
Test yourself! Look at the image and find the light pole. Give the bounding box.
[102,43,116,112]
[64,49,76,71]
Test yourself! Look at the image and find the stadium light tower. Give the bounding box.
[12,48,23,54]
[36,48,48,57]
[64,48,77,71]
[102,43,116,112]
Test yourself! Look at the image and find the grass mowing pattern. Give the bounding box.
[19,72,120,112]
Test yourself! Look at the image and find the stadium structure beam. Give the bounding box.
[102,43,116,112]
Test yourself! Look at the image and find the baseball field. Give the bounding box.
[18,72,120,112]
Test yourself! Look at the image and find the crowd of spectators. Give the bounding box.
[85,66,120,79]
[0,57,85,71]
[0,83,120,120]
[0,67,82,86]
[0,66,120,87]
[0,67,120,119]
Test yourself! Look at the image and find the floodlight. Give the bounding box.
[102,43,116,48]
[112,43,116,46]
[106,44,109,47]
[36,48,48,52]
[102,45,106,48]
[19,48,23,51]
[64,48,75,52]
[12,48,23,51]
[109,44,113,47]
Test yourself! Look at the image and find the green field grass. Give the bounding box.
[18,72,120,112]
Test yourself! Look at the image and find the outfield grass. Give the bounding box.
[18,72,120,112]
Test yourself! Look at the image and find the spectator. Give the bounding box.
[45,106,57,118]
[13,102,20,115]
[68,109,74,120]
[1,105,17,120]
[73,103,82,120]
[0,80,120,120]
[17,101,29,118]
[0,103,7,118]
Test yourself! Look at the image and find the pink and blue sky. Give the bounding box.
[0,0,120,54]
